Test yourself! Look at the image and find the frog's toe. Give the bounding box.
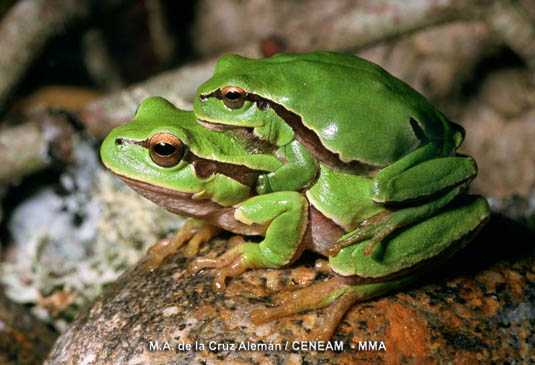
[250,278,357,341]
[188,248,241,275]
[183,224,222,258]
[144,220,220,270]
[189,242,272,292]
[330,215,393,256]
[188,254,247,292]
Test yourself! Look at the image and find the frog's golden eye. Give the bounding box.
[221,86,245,109]
[149,133,184,168]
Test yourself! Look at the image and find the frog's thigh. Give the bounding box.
[235,191,308,267]
[371,143,477,203]
[331,195,490,277]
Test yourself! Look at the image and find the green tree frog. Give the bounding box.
[194,51,481,255]
[101,96,489,340]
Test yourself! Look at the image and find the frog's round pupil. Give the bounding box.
[225,91,241,100]
[154,142,175,156]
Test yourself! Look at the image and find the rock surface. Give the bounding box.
[46,215,534,364]
[0,140,185,331]
[0,291,58,365]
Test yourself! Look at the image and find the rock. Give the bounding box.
[0,291,58,365]
[359,28,535,200]
[46,215,535,363]
[459,68,535,198]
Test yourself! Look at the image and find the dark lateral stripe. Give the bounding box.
[115,137,265,187]
[115,137,149,148]
[183,148,262,186]
[202,90,380,175]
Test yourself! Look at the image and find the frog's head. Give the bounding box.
[101,97,193,184]
[194,54,281,129]
[101,96,280,211]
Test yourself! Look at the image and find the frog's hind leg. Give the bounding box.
[250,275,417,341]
[370,141,477,204]
[334,184,464,256]
[144,220,221,270]
[251,195,490,341]
[189,191,308,292]
[333,142,478,256]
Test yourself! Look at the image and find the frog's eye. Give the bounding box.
[221,86,245,109]
[149,133,184,167]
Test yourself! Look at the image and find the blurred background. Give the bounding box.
[0,0,532,363]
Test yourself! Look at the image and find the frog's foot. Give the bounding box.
[250,278,358,341]
[189,241,279,292]
[331,185,465,257]
[144,220,221,270]
[251,273,421,341]
[330,210,396,257]
[190,192,309,292]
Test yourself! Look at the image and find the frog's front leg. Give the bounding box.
[145,220,221,270]
[256,140,318,194]
[189,191,308,291]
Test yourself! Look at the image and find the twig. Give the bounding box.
[82,28,125,91]
[196,0,533,69]
[79,58,219,139]
[0,0,92,112]
[0,110,77,187]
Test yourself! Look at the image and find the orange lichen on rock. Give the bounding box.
[384,301,431,363]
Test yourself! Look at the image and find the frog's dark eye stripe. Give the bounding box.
[149,133,184,168]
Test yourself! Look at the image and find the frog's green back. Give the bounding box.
[207,52,463,165]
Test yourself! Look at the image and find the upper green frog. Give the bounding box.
[193,51,465,196]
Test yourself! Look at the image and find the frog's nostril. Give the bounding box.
[115,138,124,145]
[199,94,208,101]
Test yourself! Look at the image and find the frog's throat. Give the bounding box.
[113,173,224,216]
[202,89,381,176]
[114,173,266,236]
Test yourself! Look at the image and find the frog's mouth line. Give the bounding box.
[113,172,201,202]
[110,172,267,235]
[114,135,265,186]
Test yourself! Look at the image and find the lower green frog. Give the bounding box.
[101,97,490,340]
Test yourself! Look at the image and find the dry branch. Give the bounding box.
[0,0,92,111]
[0,110,76,187]
[196,0,533,69]
[79,58,222,139]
